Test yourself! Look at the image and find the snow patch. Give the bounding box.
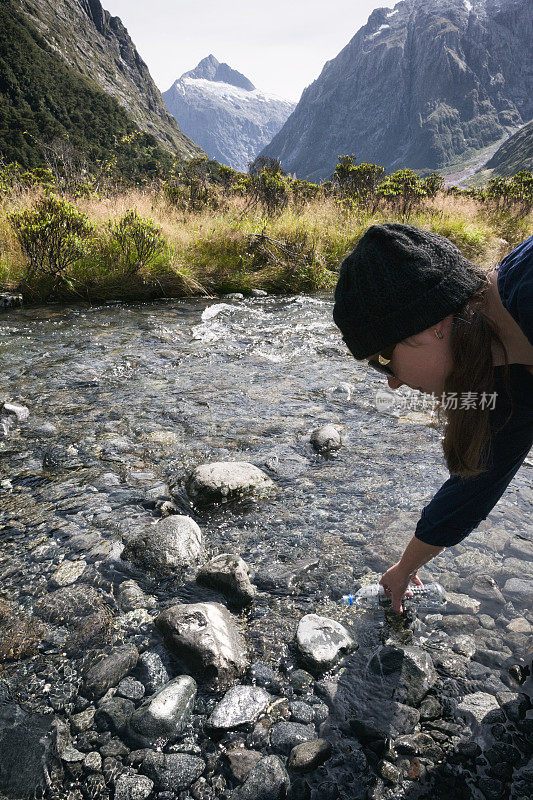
[464,0,472,10]
[387,8,399,16]
[368,24,390,39]
[181,76,289,105]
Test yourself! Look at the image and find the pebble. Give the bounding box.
[230,754,290,800]
[296,614,356,670]
[196,552,256,605]
[288,738,332,772]
[142,752,205,792]
[249,661,282,693]
[49,560,87,588]
[121,515,204,575]
[225,748,263,783]
[207,685,271,730]
[288,700,315,724]
[116,677,145,702]
[114,774,154,800]
[310,424,342,454]
[84,644,139,700]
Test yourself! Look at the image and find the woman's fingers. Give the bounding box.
[411,573,424,588]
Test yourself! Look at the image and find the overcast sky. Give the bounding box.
[103,1,396,102]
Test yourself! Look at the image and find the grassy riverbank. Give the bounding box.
[1,179,531,305]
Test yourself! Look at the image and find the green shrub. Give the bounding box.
[8,194,94,285]
[377,169,428,217]
[108,210,166,274]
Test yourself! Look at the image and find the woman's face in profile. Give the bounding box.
[379,315,454,395]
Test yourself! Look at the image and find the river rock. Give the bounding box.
[121,515,203,575]
[84,644,138,700]
[185,461,276,505]
[33,584,104,624]
[126,675,197,748]
[466,574,505,607]
[49,560,87,588]
[117,580,155,612]
[135,650,171,694]
[142,752,205,792]
[368,646,437,706]
[296,614,356,670]
[445,592,481,615]
[208,685,271,730]
[502,578,533,605]
[95,697,135,734]
[310,424,342,454]
[0,694,57,798]
[288,700,315,724]
[114,774,154,800]
[251,289,268,297]
[270,721,317,755]
[0,292,22,309]
[196,552,256,605]
[456,692,502,727]
[288,738,332,772]
[116,677,145,701]
[230,754,290,800]
[155,602,248,685]
[225,748,263,783]
[1,401,29,424]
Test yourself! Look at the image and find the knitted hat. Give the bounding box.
[332,223,485,359]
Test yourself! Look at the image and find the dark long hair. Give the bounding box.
[439,267,511,479]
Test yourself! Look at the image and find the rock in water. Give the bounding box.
[83,644,139,700]
[296,614,356,670]
[288,738,332,772]
[310,424,342,454]
[114,774,154,800]
[207,685,271,730]
[456,692,502,728]
[230,754,290,800]
[121,515,203,575]
[185,461,276,506]
[155,602,248,685]
[368,646,438,706]
[270,721,317,755]
[126,675,197,747]
[196,553,256,605]
[142,752,205,792]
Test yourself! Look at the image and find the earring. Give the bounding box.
[434,329,444,339]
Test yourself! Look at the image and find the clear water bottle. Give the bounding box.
[342,581,446,609]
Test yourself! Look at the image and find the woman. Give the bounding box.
[332,223,533,612]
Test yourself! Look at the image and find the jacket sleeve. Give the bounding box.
[415,368,533,548]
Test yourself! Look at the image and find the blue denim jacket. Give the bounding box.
[415,235,533,547]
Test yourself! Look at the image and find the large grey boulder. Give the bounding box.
[83,644,138,700]
[126,675,197,747]
[185,461,276,505]
[196,553,256,605]
[208,685,271,730]
[296,614,356,670]
[230,754,290,800]
[121,515,203,575]
[155,602,248,685]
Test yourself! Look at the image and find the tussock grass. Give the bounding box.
[1,187,530,304]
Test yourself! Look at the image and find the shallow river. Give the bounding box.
[0,295,531,800]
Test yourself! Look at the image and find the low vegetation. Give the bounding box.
[0,151,531,304]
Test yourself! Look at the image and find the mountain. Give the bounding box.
[260,0,533,180]
[483,119,533,174]
[0,0,203,169]
[163,55,295,172]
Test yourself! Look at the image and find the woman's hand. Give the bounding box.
[379,563,423,613]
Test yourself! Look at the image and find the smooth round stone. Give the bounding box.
[121,515,203,575]
[296,614,356,670]
[288,738,332,772]
[310,424,342,454]
[230,755,290,800]
[208,685,271,730]
[288,701,315,724]
[84,644,139,700]
[49,560,87,588]
[196,553,256,605]
[142,752,205,792]
[251,289,268,297]
[185,461,276,506]
[135,650,170,694]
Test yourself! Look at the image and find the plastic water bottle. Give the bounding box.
[342,581,446,609]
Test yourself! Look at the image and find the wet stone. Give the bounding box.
[142,752,205,792]
[185,461,276,506]
[456,692,502,727]
[84,644,139,700]
[419,696,442,720]
[289,669,314,694]
[270,721,317,755]
[207,685,271,731]
[249,661,282,693]
[469,574,506,606]
[310,424,342,454]
[135,650,170,694]
[116,677,145,702]
[368,645,437,706]
[225,748,263,783]
[502,578,533,604]
[126,675,197,748]
[117,580,154,612]
[296,613,356,670]
[155,602,248,686]
[196,552,256,605]
[95,697,135,734]
[288,738,332,772]
[71,707,96,732]
[230,754,290,800]
[114,774,154,800]
[121,515,204,575]
[49,559,87,588]
[288,700,315,724]
[445,592,481,615]
[83,751,102,772]
[437,614,480,634]
[33,584,105,625]
[378,760,401,785]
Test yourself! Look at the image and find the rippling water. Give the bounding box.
[0,294,531,797]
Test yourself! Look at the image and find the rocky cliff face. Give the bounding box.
[261,0,533,180]
[163,56,295,172]
[16,0,203,158]
[483,119,533,174]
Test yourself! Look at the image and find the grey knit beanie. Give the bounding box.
[332,223,484,359]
